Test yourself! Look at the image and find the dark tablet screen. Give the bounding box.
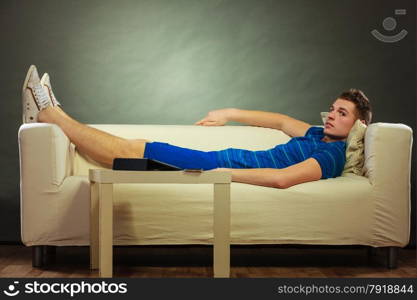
[112,158,181,171]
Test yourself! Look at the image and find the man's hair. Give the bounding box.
[338,88,372,125]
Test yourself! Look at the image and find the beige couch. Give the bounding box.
[18,122,413,268]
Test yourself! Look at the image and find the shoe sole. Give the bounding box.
[22,65,39,123]
[22,65,35,97]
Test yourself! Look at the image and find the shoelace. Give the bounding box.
[33,84,50,109]
[46,84,61,106]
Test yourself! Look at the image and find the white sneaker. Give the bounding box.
[22,65,53,123]
[40,73,61,107]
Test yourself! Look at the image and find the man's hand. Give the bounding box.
[195,108,234,126]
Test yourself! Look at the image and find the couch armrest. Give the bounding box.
[363,122,413,246]
[18,123,77,245]
[18,123,73,190]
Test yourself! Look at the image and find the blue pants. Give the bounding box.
[144,142,219,170]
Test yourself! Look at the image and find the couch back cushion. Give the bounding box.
[73,124,296,176]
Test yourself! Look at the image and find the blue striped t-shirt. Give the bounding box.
[215,126,347,179]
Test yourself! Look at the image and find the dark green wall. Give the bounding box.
[0,0,415,245]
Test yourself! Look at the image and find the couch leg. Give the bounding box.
[44,246,57,266]
[387,247,399,269]
[32,246,44,268]
[32,246,57,268]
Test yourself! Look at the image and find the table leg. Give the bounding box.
[213,183,231,278]
[90,181,99,270]
[99,183,113,278]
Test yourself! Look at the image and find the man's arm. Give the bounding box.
[196,108,311,137]
[216,158,322,188]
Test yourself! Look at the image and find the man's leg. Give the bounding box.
[38,106,148,167]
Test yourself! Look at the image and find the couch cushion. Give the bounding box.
[73,125,293,176]
[43,174,373,246]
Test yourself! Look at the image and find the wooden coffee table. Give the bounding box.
[89,169,231,278]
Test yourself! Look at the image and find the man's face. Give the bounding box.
[323,99,361,139]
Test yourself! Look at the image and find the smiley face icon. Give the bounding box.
[371,9,408,43]
[3,281,20,297]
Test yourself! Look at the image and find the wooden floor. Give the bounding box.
[0,245,415,278]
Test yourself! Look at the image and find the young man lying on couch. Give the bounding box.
[22,65,372,189]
